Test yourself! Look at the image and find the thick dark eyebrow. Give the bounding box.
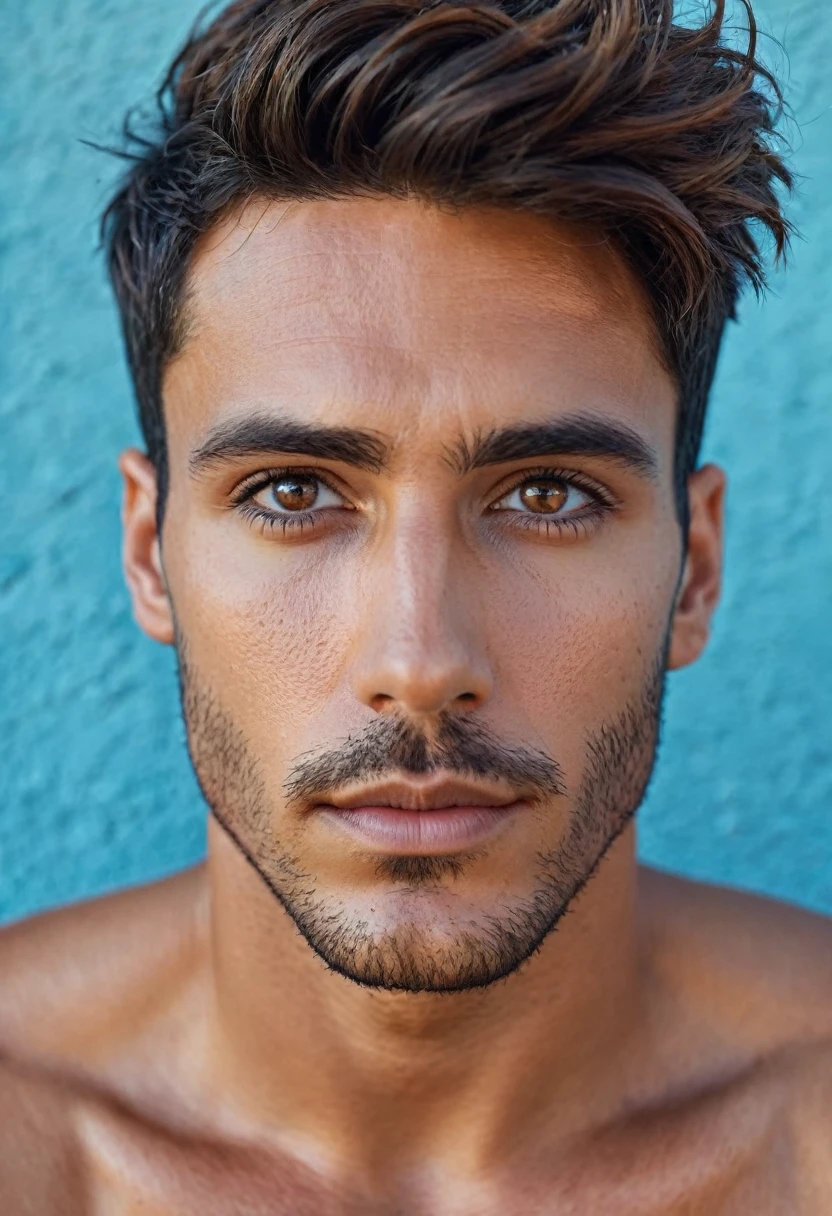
[452,413,659,479]
[189,414,389,476]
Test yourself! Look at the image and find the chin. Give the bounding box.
[281,877,561,993]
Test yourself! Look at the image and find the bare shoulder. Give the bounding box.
[0,866,208,1070]
[637,867,832,1204]
[640,865,832,1050]
[0,869,226,1212]
[0,1052,89,1214]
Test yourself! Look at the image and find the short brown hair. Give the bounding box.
[103,0,791,525]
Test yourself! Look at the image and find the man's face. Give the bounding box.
[123,199,722,991]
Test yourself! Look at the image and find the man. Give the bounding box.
[1,0,830,1210]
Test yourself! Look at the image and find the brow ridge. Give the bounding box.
[451,413,659,478]
[189,413,389,475]
[189,409,657,482]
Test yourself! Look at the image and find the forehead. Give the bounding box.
[165,197,676,456]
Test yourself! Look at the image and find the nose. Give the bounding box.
[349,514,494,719]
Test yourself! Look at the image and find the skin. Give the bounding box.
[1,198,831,1213]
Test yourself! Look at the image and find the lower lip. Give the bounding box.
[317,804,523,853]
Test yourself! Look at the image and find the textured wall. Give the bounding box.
[1,0,830,923]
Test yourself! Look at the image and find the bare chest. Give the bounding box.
[59,1109,816,1216]
[1,1060,824,1216]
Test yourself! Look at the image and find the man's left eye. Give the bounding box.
[253,475,345,514]
[492,477,592,515]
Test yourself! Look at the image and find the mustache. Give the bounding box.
[283,714,567,805]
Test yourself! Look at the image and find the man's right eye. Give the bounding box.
[252,474,345,514]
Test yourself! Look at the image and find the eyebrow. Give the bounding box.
[452,413,659,478]
[189,414,389,476]
[189,409,659,482]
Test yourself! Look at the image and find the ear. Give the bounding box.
[667,463,725,671]
[119,449,175,646]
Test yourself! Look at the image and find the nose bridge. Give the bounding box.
[351,501,492,716]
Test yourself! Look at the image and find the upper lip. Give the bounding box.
[319,775,524,812]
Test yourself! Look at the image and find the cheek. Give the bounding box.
[165,519,353,729]
[485,546,674,745]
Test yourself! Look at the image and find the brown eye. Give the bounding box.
[248,473,345,518]
[271,476,320,511]
[517,479,569,514]
[492,475,594,518]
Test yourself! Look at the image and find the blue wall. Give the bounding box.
[1,1,830,922]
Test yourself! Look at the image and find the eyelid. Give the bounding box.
[487,465,618,510]
[229,463,619,533]
[230,465,352,508]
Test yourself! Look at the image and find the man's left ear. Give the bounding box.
[667,463,726,671]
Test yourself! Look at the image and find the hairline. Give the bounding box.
[160,191,683,448]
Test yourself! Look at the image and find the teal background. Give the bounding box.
[1,1,830,923]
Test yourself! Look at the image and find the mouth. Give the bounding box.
[314,776,528,854]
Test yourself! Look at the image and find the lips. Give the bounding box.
[314,776,527,854]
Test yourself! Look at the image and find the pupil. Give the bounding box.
[520,480,568,513]
[273,477,318,511]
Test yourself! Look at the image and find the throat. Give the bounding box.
[201,819,644,1176]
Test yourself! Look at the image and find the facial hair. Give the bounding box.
[178,646,666,993]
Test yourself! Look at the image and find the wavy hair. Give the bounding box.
[103,0,791,524]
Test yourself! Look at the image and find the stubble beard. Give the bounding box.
[178,645,666,993]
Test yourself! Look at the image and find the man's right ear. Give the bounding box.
[119,449,175,645]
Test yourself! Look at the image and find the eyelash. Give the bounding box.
[488,465,618,538]
[230,465,618,538]
[231,466,348,536]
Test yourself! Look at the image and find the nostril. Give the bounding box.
[457,692,478,704]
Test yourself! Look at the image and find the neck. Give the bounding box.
[201,818,644,1183]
